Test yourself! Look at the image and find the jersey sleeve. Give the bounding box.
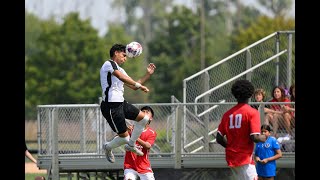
[250,110,261,134]
[146,129,157,146]
[217,115,227,136]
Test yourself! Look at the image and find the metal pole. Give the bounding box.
[287,33,293,87]
[52,108,60,180]
[275,32,280,86]
[174,105,182,169]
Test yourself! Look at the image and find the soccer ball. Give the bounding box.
[126,41,143,58]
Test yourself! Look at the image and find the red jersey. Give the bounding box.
[124,127,157,173]
[217,103,261,167]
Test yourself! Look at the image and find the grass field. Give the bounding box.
[25,173,46,180]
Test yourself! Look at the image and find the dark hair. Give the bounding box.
[261,124,272,132]
[140,106,154,117]
[231,80,254,103]
[271,86,287,101]
[109,44,126,58]
[289,84,295,102]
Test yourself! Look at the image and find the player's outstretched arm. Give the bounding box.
[123,63,156,92]
[113,69,149,92]
[137,63,156,84]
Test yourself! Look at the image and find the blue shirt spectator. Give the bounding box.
[254,124,282,179]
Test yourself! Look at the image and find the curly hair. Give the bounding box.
[231,80,254,103]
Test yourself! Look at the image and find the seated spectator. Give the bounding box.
[288,84,295,130]
[265,86,294,139]
[289,84,295,113]
[252,88,283,123]
[251,88,266,110]
[25,142,37,164]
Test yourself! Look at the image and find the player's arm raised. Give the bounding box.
[137,63,156,84]
[112,69,149,93]
[123,63,156,91]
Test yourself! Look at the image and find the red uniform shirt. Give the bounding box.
[217,103,261,167]
[124,127,157,173]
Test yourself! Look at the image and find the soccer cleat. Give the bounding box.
[124,144,144,156]
[103,143,115,163]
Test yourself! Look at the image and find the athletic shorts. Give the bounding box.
[100,100,140,134]
[230,164,258,180]
[124,168,155,180]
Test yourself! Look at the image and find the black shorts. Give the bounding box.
[100,100,140,134]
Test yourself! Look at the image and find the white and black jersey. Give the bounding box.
[99,59,140,134]
[100,60,128,102]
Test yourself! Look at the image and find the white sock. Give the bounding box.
[106,136,130,149]
[128,115,149,146]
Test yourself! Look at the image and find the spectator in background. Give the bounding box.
[25,142,37,164]
[251,88,266,110]
[265,86,294,139]
[252,88,283,122]
[289,84,295,112]
[288,84,295,131]
[254,124,282,180]
[25,142,46,180]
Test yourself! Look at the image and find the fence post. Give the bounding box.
[258,103,265,126]
[246,49,252,81]
[174,104,182,169]
[275,32,280,86]
[52,108,60,179]
[203,72,210,152]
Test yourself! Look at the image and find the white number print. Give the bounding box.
[228,114,242,129]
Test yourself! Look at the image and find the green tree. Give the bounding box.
[147,6,202,102]
[258,0,293,17]
[232,15,295,49]
[25,12,106,119]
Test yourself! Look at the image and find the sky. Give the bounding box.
[25,0,295,37]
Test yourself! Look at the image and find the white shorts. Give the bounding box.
[124,168,155,180]
[230,164,258,180]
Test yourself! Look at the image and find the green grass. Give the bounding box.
[25,173,46,180]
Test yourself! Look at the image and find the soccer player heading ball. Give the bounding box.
[100,43,156,163]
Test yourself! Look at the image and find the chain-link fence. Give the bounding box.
[37,102,294,157]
